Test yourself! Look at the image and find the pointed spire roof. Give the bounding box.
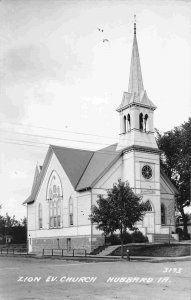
[116,16,156,112]
[128,20,144,94]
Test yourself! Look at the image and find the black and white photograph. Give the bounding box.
[0,0,191,299]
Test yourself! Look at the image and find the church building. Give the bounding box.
[24,21,178,253]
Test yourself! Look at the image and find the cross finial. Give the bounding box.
[134,14,136,35]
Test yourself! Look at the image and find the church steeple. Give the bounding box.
[116,17,158,150]
[128,16,144,94]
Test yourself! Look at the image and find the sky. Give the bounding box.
[0,0,191,219]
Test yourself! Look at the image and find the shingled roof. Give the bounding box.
[116,22,156,112]
[24,143,121,204]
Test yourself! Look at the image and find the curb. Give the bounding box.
[1,253,191,263]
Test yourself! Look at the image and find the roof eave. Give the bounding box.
[160,169,179,195]
[116,102,157,113]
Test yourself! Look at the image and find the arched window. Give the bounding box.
[127,114,131,131]
[145,200,152,211]
[161,204,166,225]
[39,203,42,229]
[139,113,143,131]
[123,116,127,133]
[144,114,148,131]
[69,197,74,226]
[47,171,62,228]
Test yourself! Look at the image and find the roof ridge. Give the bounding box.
[50,144,94,153]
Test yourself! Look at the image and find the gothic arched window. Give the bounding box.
[47,171,62,228]
[145,200,152,211]
[161,204,166,225]
[123,116,127,133]
[39,203,42,229]
[144,114,148,131]
[127,114,131,131]
[69,197,74,226]
[139,113,143,131]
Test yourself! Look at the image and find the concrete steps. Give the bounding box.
[153,234,176,243]
[96,245,120,256]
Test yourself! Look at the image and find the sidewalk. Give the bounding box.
[1,252,191,263]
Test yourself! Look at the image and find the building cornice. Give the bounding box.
[122,145,161,155]
[116,102,156,113]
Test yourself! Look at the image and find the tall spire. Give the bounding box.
[128,15,144,94]
[134,14,136,35]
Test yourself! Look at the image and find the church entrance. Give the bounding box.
[143,201,155,234]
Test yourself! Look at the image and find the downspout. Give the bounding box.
[22,203,28,251]
[90,188,93,252]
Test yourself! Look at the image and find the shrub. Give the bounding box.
[131,230,148,243]
[123,232,132,244]
[106,230,148,245]
[106,234,120,245]
[176,227,184,240]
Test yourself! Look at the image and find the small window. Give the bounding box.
[127,114,131,131]
[161,204,166,225]
[145,200,152,211]
[139,113,143,131]
[142,165,153,179]
[123,116,127,133]
[144,114,148,131]
[69,197,74,226]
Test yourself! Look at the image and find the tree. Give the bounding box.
[0,212,27,244]
[89,180,148,257]
[156,118,191,238]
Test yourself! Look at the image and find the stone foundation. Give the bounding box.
[31,235,105,254]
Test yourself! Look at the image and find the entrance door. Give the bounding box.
[143,212,155,233]
[143,200,155,234]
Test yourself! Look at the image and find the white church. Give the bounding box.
[24,21,178,253]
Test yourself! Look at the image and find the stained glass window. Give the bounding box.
[47,172,62,228]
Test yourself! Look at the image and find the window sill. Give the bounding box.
[49,226,63,229]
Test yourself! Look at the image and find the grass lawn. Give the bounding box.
[111,244,191,257]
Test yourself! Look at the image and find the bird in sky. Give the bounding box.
[97,27,104,32]
[103,39,109,43]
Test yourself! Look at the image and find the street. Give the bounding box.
[0,256,190,300]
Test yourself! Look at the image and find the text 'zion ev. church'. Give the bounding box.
[24,20,178,254]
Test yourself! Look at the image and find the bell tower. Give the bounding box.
[117,17,162,236]
[117,16,158,151]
